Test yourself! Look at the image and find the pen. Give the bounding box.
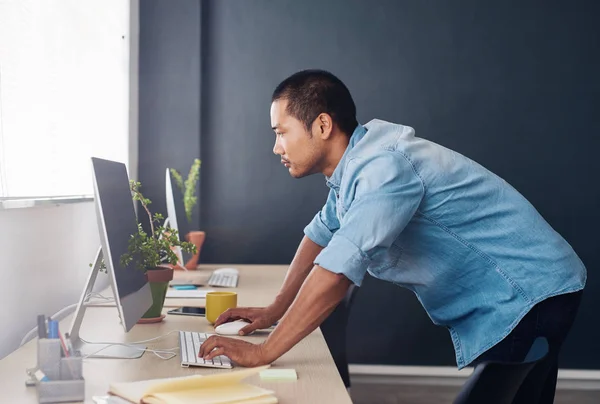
[64,332,75,356]
[37,315,47,339]
[47,320,59,339]
[60,331,77,379]
[58,330,70,357]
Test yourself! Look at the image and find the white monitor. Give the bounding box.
[164,168,184,266]
[68,157,153,359]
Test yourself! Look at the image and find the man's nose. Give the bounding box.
[273,139,283,156]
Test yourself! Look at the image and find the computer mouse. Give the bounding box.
[213,267,239,275]
[214,320,253,335]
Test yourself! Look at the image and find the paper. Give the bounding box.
[109,366,278,404]
[110,376,198,402]
[147,385,277,404]
[165,289,214,299]
[259,369,298,381]
[92,396,131,404]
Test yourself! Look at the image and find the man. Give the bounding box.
[199,70,586,403]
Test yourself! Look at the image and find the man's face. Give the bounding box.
[270,99,324,178]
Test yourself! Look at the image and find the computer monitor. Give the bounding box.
[165,168,192,266]
[68,157,153,358]
[164,168,183,266]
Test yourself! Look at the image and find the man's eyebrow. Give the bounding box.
[271,124,279,130]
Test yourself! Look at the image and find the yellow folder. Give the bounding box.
[108,366,278,404]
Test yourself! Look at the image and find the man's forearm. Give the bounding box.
[269,236,324,316]
[262,266,352,362]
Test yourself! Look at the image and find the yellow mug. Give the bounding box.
[206,291,237,324]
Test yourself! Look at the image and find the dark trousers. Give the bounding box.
[473,290,583,404]
[321,284,359,388]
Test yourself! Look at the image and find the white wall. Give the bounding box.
[0,201,109,358]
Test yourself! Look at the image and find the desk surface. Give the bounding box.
[0,265,352,404]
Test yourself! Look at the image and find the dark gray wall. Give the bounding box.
[139,0,202,237]
[140,0,600,369]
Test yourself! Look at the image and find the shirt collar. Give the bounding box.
[325,124,367,189]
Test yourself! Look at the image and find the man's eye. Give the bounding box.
[277,132,283,137]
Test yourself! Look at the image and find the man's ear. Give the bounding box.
[315,113,333,140]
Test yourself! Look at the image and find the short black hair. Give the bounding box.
[272,69,358,137]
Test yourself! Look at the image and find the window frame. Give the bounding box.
[0,0,139,209]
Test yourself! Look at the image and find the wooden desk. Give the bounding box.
[0,265,352,403]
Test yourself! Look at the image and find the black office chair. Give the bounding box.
[453,337,549,404]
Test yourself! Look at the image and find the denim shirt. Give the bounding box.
[304,119,587,369]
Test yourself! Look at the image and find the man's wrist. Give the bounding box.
[258,341,277,365]
[267,300,287,320]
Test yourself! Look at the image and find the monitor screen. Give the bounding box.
[166,168,193,264]
[91,157,152,331]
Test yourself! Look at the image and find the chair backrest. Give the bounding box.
[523,337,549,363]
[453,337,549,404]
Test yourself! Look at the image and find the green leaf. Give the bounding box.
[170,159,201,224]
[118,179,190,271]
[184,159,201,223]
[170,168,184,194]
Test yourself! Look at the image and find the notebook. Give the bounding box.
[108,366,277,404]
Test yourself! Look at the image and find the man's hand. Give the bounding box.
[214,306,281,336]
[260,266,351,362]
[198,336,270,367]
[201,267,350,368]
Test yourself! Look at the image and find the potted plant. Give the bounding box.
[170,158,205,270]
[120,180,196,322]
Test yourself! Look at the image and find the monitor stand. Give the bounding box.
[68,247,146,359]
[76,342,146,359]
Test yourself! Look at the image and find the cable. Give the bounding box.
[23,309,181,360]
[19,293,115,347]
[20,303,76,347]
[85,292,114,302]
[80,330,181,360]
[81,344,178,360]
[80,329,180,345]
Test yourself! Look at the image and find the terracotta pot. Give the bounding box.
[184,231,206,270]
[141,266,174,319]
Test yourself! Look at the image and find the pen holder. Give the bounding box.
[37,339,62,380]
[34,338,85,403]
[60,356,83,380]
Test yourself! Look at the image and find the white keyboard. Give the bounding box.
[207,272,239,288]
[178,331,232,368]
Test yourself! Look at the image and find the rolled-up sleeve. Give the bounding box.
[304,188,340,247]
[314,152,425,286]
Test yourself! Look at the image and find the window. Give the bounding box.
[0,0,131,198]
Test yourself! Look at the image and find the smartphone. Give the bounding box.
[167,307,206,317]
[169,281,204,287]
